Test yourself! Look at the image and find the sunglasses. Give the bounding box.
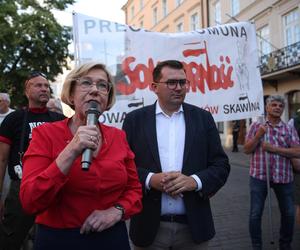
[26,71,47,81]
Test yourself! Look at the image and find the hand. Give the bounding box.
[161,171,197,197]
[149,173,167,192]
[80,207,122,234]
[262,142,276,153]
[256,125,267,138]
[291,158,300,173]
[68,125,101,156]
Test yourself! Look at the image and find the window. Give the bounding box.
[176,0,183,7]
[214,1,221,25]
[190,13,199,31]
[283,8,300,46]
[139,0,144,10]
[231,0,239,16]
[162,0,168,17]
[153,7,158,25]
[131,5,135,19]
[257,25,271,56]
[176,22,183,32]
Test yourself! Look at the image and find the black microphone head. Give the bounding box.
[86,100,101,117]
[89,100,98,109]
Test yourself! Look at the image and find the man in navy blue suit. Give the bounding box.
[123,60,230,250]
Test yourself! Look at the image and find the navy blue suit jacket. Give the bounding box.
[122,102,230,247]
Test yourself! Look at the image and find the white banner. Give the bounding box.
[73,13,264,127]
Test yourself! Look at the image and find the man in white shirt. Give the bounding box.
[0,93,14,124]
[123,60,230,250]
[0,93,14,203]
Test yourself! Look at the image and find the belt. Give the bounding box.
[160,214,187,224]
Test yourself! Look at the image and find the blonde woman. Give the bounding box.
[20,62,142,250]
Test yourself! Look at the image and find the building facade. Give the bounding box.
[122,0,209,31]
[209,0,300,145]
[122,0,300,146]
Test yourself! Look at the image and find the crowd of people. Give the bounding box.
[0,61,299,250]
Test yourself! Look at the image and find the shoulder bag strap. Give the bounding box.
[18,109,28,165]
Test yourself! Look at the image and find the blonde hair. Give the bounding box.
[61,62,116,110]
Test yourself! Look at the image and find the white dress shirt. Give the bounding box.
[145,102,202,215]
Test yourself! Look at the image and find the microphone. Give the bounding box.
[81,100,101,171]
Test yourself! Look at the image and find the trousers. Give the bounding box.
[0,180,35,250]
[34,222,130,250]
[249,177,294,250]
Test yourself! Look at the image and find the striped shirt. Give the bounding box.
[246,120,300,183]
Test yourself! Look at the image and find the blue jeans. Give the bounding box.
[249,177,295,250]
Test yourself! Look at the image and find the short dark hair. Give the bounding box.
[152,60,184,82]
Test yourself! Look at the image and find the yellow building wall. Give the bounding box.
[122,0,208,32]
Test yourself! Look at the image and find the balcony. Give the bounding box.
[259,41,300,81]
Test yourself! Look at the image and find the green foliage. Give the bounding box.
[0,0,75,107]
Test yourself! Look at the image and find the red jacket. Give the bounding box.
[20,118,142,228]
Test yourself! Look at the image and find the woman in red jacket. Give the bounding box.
[20,62,142,250]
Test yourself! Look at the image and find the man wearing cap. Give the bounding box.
[0,72,65,250]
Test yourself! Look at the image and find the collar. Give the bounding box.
[28,107,48,113]
[266,119,284,128]
[155,101,183,117]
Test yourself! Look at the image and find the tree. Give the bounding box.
[0,0,75,107]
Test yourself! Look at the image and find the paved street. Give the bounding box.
[208,147,300,249]
[129,146,300,249]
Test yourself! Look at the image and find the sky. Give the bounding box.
[53,0,126,26]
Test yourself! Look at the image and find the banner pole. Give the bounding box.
[262,117,275,245]
[72,11,80,67]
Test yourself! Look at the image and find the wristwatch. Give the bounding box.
[114,204,125,218]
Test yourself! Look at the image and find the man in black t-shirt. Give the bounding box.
[0,72,65,250]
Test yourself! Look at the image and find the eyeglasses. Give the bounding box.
[26,71,47,81]
[157,79,190,90]
[76,78,111,95]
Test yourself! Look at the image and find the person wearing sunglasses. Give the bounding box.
[0,72,65,250]
[123,60,230,249]
[19,62,142,250]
